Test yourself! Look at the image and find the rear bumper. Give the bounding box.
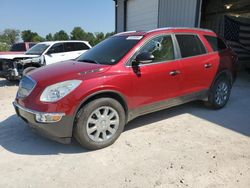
[13,101,74,144]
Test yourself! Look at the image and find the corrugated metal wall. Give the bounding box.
[158,0,199,28]
[126,0,159,31]
[116,0,126,32]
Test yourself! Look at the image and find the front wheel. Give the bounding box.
[206,76,231,109]
[74,98,126,150]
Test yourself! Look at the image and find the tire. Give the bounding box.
[74,98,126,150]
[206,76,231,109]
[23,67,37,76]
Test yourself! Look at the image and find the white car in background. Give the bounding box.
[0,40,91,81]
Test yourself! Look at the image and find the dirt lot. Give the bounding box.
[0,73,250,188]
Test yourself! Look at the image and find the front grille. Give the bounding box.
[17,76,36,98]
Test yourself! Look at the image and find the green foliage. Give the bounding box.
[0,29,20,45]
[21,30,44,42]
[45,33,53,41]
[1,27,115,50]
[0,42,10,51]
[53,30,69,40]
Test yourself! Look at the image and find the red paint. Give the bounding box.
[17,28,237,117]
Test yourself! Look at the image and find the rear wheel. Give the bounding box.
[206,76,231,109]
[74,98,126,150]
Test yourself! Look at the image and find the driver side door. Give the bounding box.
[45,43,66,65]
[129,35,181,114]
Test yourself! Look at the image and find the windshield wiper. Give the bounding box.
[78,59,100,64]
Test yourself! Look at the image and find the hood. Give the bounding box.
[30,60,110,86]
[0,54,39,60]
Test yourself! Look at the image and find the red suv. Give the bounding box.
[13,28,237,149]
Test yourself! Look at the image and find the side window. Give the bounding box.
[49,43,64,53]
[176,35,207,58]
[137,35,175,64]
[28,43,36,49]
[10,43,26,51]
[64,42,75,52]
[204,35,227,52]
[74,42,90,51]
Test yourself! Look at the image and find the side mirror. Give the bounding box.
[135,52,155,64]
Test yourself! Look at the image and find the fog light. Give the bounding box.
[35,113,64,123]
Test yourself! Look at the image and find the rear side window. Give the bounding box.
[176,35,207,58]
[64,42,75,52]
[204,35,227,52]
[75,42,90,51]
[10,43,26,51]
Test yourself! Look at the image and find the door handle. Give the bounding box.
[204,63,212,68]
[169,70,181,76]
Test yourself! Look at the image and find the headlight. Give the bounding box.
[40,80,82,102]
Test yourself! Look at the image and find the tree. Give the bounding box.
[0,29,20,45]
[71,27,86,40]
[45,33,53,41]
[53,30,69,40]
[21,30,44,42]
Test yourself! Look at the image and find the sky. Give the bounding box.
[0,0,115,37]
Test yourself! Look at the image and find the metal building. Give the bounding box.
[114,0,250,68]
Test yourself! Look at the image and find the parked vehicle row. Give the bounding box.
[0,42,36,55]
[0,41,91,81]
[13,28,237,150]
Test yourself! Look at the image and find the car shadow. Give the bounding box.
[0,115,87,155]
[0,78,18,87]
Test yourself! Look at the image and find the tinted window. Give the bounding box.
[77,36,141,65]
[137,35,174,63]
[28,43,36,49]
[49,43,64,53]
[25,44,50,55]
[10,43,26,51]
[64,42,75,52]
[204,35,227,51]
[75,42,90,51]
[176,35,207,58]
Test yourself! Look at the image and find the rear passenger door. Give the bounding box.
[175,34,216,95]
[64,42,90,60]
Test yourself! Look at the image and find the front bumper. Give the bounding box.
[13,101,74,144]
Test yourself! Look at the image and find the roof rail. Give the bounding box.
[148,27,213,33]
[114,31,137,36]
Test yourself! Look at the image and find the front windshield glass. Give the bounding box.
[25,43,50,55]
[77,35,143,65]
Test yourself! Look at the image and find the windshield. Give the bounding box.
[26,43,50,55]
[77,36,142,65]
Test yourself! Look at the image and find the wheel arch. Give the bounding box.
[74,90,129,124]
[212,69,233,88]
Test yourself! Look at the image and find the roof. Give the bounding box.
[38,40,90,45]
[115,27,215,37]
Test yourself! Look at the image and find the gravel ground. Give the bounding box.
[0,73,250,188]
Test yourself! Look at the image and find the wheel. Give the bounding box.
[206,76,231,109]
[74,98,126,150]
[23,67,37,76]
